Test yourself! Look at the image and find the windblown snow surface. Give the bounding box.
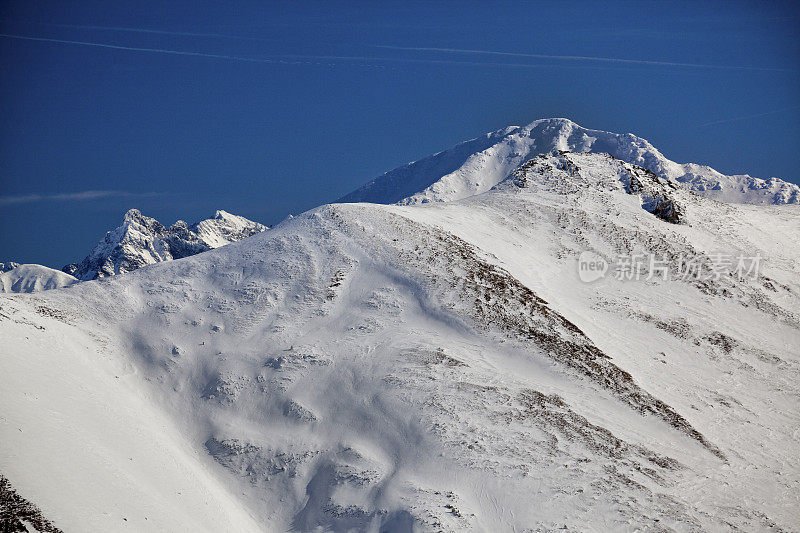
[1,146,799,530]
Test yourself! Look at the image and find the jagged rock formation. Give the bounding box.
[0,262,20,273]
[63,209,267,281]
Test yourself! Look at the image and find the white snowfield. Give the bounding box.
[1,131,799,531]
[0,264,77,293]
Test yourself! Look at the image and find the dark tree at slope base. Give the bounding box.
[0,475,62,533]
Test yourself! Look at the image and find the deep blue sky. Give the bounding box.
[1,0,798,268]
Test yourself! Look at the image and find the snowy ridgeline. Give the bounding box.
[340,118,800,206]
[0,264,78,294]
[4,118,799,294]
[1,144,799,531]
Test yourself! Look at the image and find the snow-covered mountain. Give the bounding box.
[340,118,800,206]
[63,209,267,281]
[2,139,798,531]
[0,264,78,293]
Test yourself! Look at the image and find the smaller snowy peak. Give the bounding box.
[0,264,78,293]
[340,118,799,206]
[191,209,267,248]
[0,262,21,273]
[63,209,267,281]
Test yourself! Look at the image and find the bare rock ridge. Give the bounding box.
[340,117,800,206]
[62,209,267,281]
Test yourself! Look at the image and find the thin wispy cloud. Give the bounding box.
[375,45,795,72]
[697,106,800,127]
[0,190,163,206]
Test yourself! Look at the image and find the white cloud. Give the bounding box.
[0,190,162,205]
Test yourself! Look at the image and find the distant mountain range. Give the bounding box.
[1,210,266,293]
[61,208,267,281]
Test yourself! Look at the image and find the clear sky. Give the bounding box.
[1,0,798,268]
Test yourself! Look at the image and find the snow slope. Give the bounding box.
[63,209,267,281]
[340,118,800,206]
[2,151,798,531]
[0,264,78,293]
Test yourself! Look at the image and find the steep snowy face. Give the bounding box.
[340,118,800,206]
[63,208,267,281]
[0,264,78,293]
[2,157,798,532]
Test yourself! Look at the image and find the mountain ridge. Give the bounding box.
[2,148,797,531]
[340,118,800,206]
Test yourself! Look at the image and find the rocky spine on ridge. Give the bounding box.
[0,262,21,273]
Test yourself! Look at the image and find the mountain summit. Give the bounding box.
[340,118,800,206]
[63,209,267,280]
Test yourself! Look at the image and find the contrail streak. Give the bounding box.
[0,33,288,64]
[5,33,771,75]
[9,21,277,42]
[697,106,800,127]
[0,33,677,72]
[376,45,794,72]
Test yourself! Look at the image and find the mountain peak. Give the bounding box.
[63,209,267,281]
[339,118,798,206]
[123,208,143,221]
